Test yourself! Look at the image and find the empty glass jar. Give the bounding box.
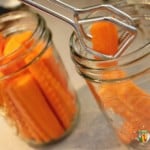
[70,1,150,149]
[0,10,79,146]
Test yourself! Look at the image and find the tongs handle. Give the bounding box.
[50,0,134,26]
[21,0,75,27]
[21,0,135,28]
[49,0,76,11]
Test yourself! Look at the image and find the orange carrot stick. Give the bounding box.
[90,21,118,55]
[99,78,150,143]
[24,41,77,128]
[7,73,64,142]
[4,31,32,56]
[42,48,77,117]
[0,33,6,55]
[1,86,40,142]
[1,79,33,139]
[117,122,138,144]
[1,31,32,75]
[90,21,150,144]
[0,31,76,142]
[6,76,51,142]
[26,60,73,129]
[42,47,68,89]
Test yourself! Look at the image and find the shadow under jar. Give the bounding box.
[0,10,79,146]
[70,1,150,150]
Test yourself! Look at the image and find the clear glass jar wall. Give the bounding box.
[70,1,150,149]
[0,10,79,146]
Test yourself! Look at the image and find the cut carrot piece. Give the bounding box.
[0,31,77,143]
[98,75,150,144]
[4,38,21,56]
[90,21,118,55]
[25,44,77,129]
[7,31,32,44]
[42,47,68,89]
[4,31,32,56]
[6,76,50,142]
[1,85,40,142]
[42,48,76,116]
[1,31,32,75]
[0,33,6,55]
[28,41,68,90]
[117,122,138,144]
[101,69,126,80]
[7,73,64,142]
[91,21,150,144]
[1,80,32,139]
[27,60,74,129]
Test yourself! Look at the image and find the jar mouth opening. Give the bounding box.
[0,10,47,57]
[70,31,149,68]
[69,2,150,82]
[0,10,52,80]
[69,2,150,67]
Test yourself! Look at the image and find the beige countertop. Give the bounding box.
[0,1,128,150]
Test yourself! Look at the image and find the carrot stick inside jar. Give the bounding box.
[90,21,150,144]
[0,30,78,145]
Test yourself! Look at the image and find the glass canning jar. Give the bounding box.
[0,10,79,146]
[70,1,150,150]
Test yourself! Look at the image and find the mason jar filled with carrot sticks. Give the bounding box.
[0,10,79,146]
[70,1,150,149]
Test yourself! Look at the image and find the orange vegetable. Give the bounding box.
[0,31,76,143]
[26,59,75,129]
[1,31,32,75]
[4,31,32,56]
[99,77,150,144]
[7,73,64,142]
[0,34,6,55]
[90,21,118,55]
[42,47,68,90]
[91,21,150,144]
[42,48,76,116]
[25,43,77,128]
[1,83,39,141]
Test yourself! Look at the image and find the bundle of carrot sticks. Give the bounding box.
[0,31,77,144]
[90,21,150,144]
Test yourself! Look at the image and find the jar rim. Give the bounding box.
[0,10,52,80]
[70,31,149,66]
[69,2,150,83]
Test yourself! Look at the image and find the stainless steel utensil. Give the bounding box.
[21,0,137,59]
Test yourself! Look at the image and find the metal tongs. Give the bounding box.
[21,0,137,59]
